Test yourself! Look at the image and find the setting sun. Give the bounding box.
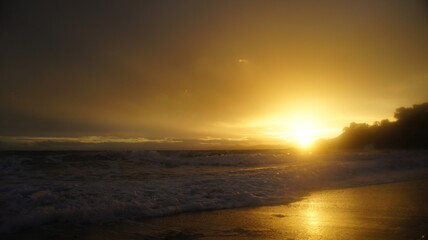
[2,1,428,239]
[293,128,315,147]
[259,113,331,148]
[289,117,318,147]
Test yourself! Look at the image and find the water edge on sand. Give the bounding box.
[5,179,428,240]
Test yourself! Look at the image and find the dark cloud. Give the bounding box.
[1,0,428,149]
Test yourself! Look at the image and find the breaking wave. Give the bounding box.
[1,150,428,233]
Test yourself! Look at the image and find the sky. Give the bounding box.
[1,0,428,150]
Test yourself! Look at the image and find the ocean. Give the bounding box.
[1,150,428,234]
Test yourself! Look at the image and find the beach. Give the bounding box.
[7,179,428,240]
[3,0,428,238]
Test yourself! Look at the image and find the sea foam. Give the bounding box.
[1,150,427,233]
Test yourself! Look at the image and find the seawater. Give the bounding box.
[1,150,428,233]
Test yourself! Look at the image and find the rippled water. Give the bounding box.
[1,150,428,233]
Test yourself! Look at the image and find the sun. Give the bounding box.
[289,117,318,147]
[260,112,331,148]
[294,128,314,147]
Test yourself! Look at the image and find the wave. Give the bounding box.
[1,150,428,233]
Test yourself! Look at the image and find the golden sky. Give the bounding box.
[1,0,427,149]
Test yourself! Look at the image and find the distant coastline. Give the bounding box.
[315,102,428,150]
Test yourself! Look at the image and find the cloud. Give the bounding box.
[0,135,285,150]
[0,136,181,144]
[199,136,249,142]
[238,58,248,63]
[199,136,223,141]
[1,0,427,150]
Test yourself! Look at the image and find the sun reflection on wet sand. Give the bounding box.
[304,201,322,233]
[285,192,364,240]
[270,180,428,240]
[11,180,428,240]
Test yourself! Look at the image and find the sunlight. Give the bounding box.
[255,111,341,148]
[290,118,318,147]
[294,129,315,147]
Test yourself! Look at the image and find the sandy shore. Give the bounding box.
[6,179,428,240]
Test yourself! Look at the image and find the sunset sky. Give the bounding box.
[1,0,428,150]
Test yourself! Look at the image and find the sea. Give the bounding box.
[1,150,428,234]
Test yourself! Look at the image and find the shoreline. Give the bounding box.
[5,178,428,240]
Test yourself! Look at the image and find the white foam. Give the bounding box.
[1,150,427,233]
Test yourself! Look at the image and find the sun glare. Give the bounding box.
[290,119,318,147]
[294,128,314,147]
[260,112,339,148]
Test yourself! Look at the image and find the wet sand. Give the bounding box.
[7,179,428,240]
